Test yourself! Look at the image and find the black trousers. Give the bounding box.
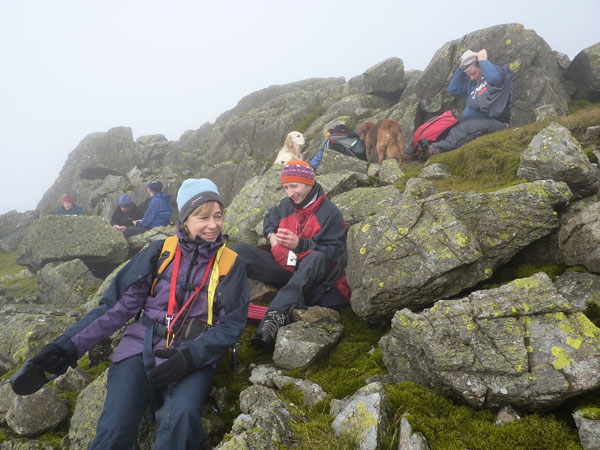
[229,243,346,314]
[434,117,506,152]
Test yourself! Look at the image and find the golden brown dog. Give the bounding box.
[359,120,403,164]
[274,131,306,165]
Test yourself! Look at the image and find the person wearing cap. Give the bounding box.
[129,180,173,233]
[230,160,351,350]
[110,193,144,233]
[423,48,513,158]
[22,178,249,449]
[56,195,84,216]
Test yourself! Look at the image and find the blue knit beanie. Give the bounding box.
[119,193,133,206]
[147,180,163,193]
[177,178,223,223]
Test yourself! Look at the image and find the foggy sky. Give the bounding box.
[1,0,598,214]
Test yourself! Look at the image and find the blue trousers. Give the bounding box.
[89,354,215,450]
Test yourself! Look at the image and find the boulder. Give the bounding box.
[419,163,455,180]
[331,382,387,450]
[17,215,129,273]
[348,180,572,323]
[6,386,69,437]
[559,201,600,272]
[398,415,431,450]
[67,369,108,449]
[37,259,102,306]
[272,320,344,370]
[0,304,80,370]
[407,23,570,128]
[379,158,405,185]
[331,185,403,228]
[380,273,600,411]
[573,408,600,450]
[517,122,600,199]
[565,42,600,102]
[555,270,600,312]
[0,210,38,252]
[271,375,327,407]
[348,57,406,98]
[316,150,369,176]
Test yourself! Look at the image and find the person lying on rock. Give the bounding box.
[23,178,249,449]
[110,193,144,234]
[423,48,513,158]
[230,160,351,351]
[56,194,84,215]
[126,179,173,236]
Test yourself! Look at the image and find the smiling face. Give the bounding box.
[283,182,313,204]
[183,201,223,242]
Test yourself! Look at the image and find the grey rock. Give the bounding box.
[559,202,600,272]
[402,178,440,202]
[565,42,600,102]
[419,163,454,180]
[348,180,571,323]
[555,270,600,312]
[125,224,176,256]
[517,122,600,198]
[37,259,102,306]
[0,304,80,370]
[213,431,279,450]
[332,382,387,450]
[379,158,405,185]
[67,369,108,449]
[0,440,56,449]
[535,104,560,122]
[17,215,129,273]
[494,405,521,426]
[316,150,368,176]
[249,364,283,388]
[273,320,344,370]
[0,210,38,252]
[6,386,69,437]
[289,305,342,324]
[573,408,600,450]
[349,57,405,97]
[331,185,403,228]
[0,382,15,425]
[380,273,600,411]
[271,375,327,407]
[398,415,430,450]
[53,367,92,392]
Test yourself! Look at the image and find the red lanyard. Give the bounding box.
[165,246,216,347]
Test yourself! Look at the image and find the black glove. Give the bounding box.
[149,348,195,388]
[30,343,77,375]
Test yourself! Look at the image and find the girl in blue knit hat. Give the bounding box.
[18,178,249,449]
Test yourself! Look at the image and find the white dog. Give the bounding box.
[274,131,306,165]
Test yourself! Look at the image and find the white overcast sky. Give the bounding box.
[1,0,598,215]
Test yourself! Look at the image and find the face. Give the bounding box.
[63,201,73,211]
[120,205,132,212]
[283,182,313,204]
[465,65,482,81]
[183,202,223,242]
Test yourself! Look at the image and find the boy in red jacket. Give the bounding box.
[231,160,350,350]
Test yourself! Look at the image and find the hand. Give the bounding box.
[275,228,299,250]
[149,348,192,387]
[31,343,76,375]
[132,220,140,226]
[476,49,487,61]
[268,233,278,248]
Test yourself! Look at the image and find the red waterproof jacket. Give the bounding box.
[263,184,351,301]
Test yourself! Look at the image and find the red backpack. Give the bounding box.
[412,111,458,148]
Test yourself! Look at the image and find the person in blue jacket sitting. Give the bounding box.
[424,49,513,157]
[124,180,173,237]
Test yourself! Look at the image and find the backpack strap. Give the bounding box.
[207,246,237,326]
[150,235,178,296]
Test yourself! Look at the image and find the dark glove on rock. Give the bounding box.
[31,343,77,375]
[149,348,195,388]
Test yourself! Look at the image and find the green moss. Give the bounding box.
[381,382,581,450]
[294,114,320,134]
[422,104,600,194]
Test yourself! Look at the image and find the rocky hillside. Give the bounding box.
[1,23,600,449]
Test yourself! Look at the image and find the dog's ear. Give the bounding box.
[284,133,293,149]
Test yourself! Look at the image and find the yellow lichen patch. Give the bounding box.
[516,364,524,372]
[454,233,468,247]
[551,346,571,370]
[362,223,370,233]
[521,303,530,313]
[513,277,541,290]
[527,345,534,352]
[506,38,512,45]
[340,402,379,442]
[484,268,492,275]
[379,282,384,288]
[360,246,366,255]
[576,313,600,338]
[566,336,583,349]
[385,246,393,252]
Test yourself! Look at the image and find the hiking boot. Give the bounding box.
[426,143,440,158]
[251,310,288,351]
